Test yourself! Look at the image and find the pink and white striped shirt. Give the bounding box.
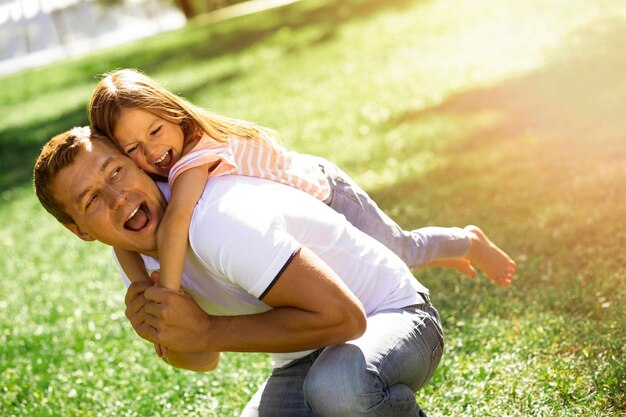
[168,134,331,201]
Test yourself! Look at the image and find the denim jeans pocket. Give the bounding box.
[332,176,363,206]
[422,339,443,387]
[320,161,363,207]
[415,307,444,389]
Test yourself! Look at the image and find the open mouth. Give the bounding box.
[124,203,152,231]
[153,150,174,171]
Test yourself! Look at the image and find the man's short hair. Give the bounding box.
[33,126,114,225]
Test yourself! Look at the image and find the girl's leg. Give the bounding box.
[319,159,470,269]
[303,302,443,417]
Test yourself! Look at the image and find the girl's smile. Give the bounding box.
[152,149,175,171]
[113,108,185,176]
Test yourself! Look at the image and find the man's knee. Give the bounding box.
[302,345,383,416]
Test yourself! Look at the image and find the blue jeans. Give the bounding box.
[319,158,470,270]
[240,301,444,417]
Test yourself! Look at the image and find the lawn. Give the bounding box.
[1,0,624,415]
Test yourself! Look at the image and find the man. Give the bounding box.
[34,126,503,416]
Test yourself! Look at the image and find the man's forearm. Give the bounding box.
[201,306,364,353]
[139,248,367,354]
[145,297,365,354]
[200,249,366,353]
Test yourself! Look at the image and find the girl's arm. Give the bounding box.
[114,247,151,283]
[157,164,211,291]
[115,248,167,357]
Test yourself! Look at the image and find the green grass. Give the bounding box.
[1,0,625,415]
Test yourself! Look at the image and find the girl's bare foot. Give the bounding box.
[464,225,516,286]
[424,258,477,278]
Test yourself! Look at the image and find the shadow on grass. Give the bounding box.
[377,12,626,216]
[1,0,425,194]
[369,16,626,317]
[0,105,88,193]
[1,0,420,102]
[389,12,626,142]
[130,0,420,74]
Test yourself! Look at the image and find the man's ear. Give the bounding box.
[63,223,96,242]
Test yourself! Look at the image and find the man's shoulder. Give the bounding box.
[196,175,302,211]
[195,175,274,210]
[186,176,303,267]
[189,176,281,238]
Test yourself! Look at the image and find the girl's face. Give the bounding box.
[113,108,185,177]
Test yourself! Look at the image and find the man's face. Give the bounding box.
[52,140,166,256]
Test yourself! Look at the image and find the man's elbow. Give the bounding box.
[188,355,220,372]
[190,360,219,373]
[333,302,367,342]
[164,351,220,372]
[348,305,367,340]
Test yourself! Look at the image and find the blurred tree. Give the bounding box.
[96,0,125,6]
[205,0,225,12]
[174,0,195,18]
[94,0,196,19]
[93,0,249,19]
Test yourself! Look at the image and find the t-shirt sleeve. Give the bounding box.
[189,199,302,299]
[168,136,237,185]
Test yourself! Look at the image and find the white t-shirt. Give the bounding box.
[116,176,427,366]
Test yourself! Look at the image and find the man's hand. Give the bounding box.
[124,273,220,372]
[124,272,212,352]
[124,277,168,357]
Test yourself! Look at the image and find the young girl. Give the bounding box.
[89,69,516,294]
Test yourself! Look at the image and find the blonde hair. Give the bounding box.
[33,126,114,225]
[89,68,275,147]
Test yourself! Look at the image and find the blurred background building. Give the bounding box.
[0,0,186,75]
